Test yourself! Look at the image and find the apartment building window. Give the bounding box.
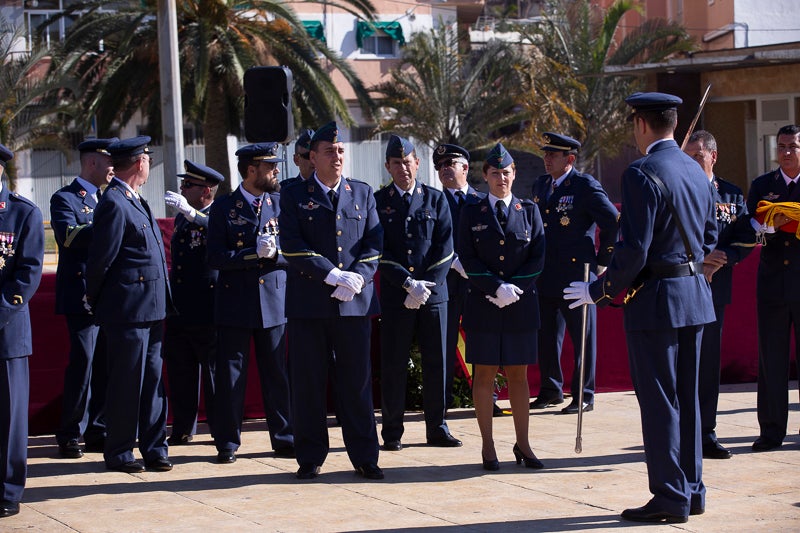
[356,21,404,57]
[24,0,83,48]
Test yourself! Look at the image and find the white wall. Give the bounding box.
[734,0,800,47]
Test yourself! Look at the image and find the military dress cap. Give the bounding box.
[625,92,683,112]
[107,135,153,158]
[296,129,315,150]
[386,134,416,159]
[177,159,225,185]
[541,132,581,152]
[235,142,285,163]
[0,143,12,168]
[311,121,340,144]
[78,137,119,156]
[433,143,470,166]
[486,142,514,169]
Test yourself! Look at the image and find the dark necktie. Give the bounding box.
[140,196,152,218]
[327,189,338,210]
[495,200,507,226]
[788,180,796,196]
[96,188,102,200]
[455,190,465,205]
[252,197,262,216]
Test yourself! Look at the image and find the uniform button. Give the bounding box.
[76,271,81,276]
[210,284,214,289]
[499,256,505,261]
[176,278,182,284]
[407,233,412,238]
[571,258,576,262]
[180,239,185,243]
[358,215,362,220]
[338,263,344,268]
[545,209,550,214]
[337,230,342,236]
[139,276,144,281]
[499,240,505,245]
[337,246,342,252]
[259,279,265,285]
[606,281,611,286]
[176,265,182,270]
[406,217,411,222]
[499,271,504,276]
[407,250,412,254]
[337,215,341,220]
[409,266,415,272]
[309,217,313,221]
[543,222,548,227]
[785,241,790,247]
[784,259,790,265]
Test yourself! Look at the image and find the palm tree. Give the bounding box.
[370,23,534,153]
[0,14,75,189]
[518,0,696,173]
[48,0,376,193]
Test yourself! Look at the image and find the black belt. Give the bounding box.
[639,261,703,280]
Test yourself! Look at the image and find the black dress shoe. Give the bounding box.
[560,401,593,415]
[296,463,320,479]
[530,396,564,409]
[217,451,236,464]
[167,434,193,446]
[512,443,544,469]
[703,441,732,459]
[83,439,105,453]
[58,439,83,459]
[108,460,145,473]
[621,502,688,523]
[145,457,173,471]
[355,463,384,480]
[383,440,402,451]
[427,434,463,447]
[690,504,705,516]
[274,446,296,458]
[0,500,19,518]
[752,437,782,452]
[482,456,500,471]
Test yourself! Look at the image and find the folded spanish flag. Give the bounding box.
[755,200,800,238]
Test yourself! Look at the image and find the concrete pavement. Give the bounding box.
[11,383,800,532]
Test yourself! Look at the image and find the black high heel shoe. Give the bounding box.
[482,455,500,471]
[513,443,544,469]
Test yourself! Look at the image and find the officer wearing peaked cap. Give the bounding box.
[564,92,716,522]
[279,121,385,480]
[0,144,45,518]
[281,129,316,190]
[432,143,486,410]
[86,135,176,473]
[530,132,618,415]
[162,160,224,446]
[52,137,118,460]
[207,142,293,464]
[458,142,546,469]
[375,135,461,451]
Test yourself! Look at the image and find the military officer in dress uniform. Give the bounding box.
[0,144,45,518]
[530,133,618,414]
[279,121,384,480]
[684,130,754,459]
[375,135,461,451]
[565,93,717,523]
[86,136,174,473]
[51,137,117,459]
[432,144,486,410]
[280,129,315,190]
[458,143,545,470]
[162,160,224,445]
[746,124,800,452]
[207,143,294,464]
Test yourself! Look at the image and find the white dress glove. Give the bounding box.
[331,285,356,302]
[403,293,422,309]
[486,283,523,308]
[451,256,468,279]
[563,281,594,310]
[256,235,277,259]
[164,190,196,220]
[324,268,365,293]
[404,278,436,305]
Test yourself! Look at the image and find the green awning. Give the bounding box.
[302,20,326,44]
[356,21,405,48]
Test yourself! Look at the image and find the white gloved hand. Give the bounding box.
[324,268,364,293]
[82,294,93,315]
[164,190,196,220]
[403,293,422,309]
[451,256,468,279]
[563,281,594,310]
[331,285,356,302]
[404,278,436,305]
[487,283,523,308]
[256,235,277,259]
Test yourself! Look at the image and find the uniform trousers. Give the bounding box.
[755,299,800,443]
[164,324,216,438]
[288,317,379,468]
[444,272,467,408]
[699,305,725,445]
[380,302,449,442]
[56,314,106,446]
[102,321,168,468]
[627,326,705,516]
[0,357,28,503]
[537,295,596,403]
[213,325,292,452]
